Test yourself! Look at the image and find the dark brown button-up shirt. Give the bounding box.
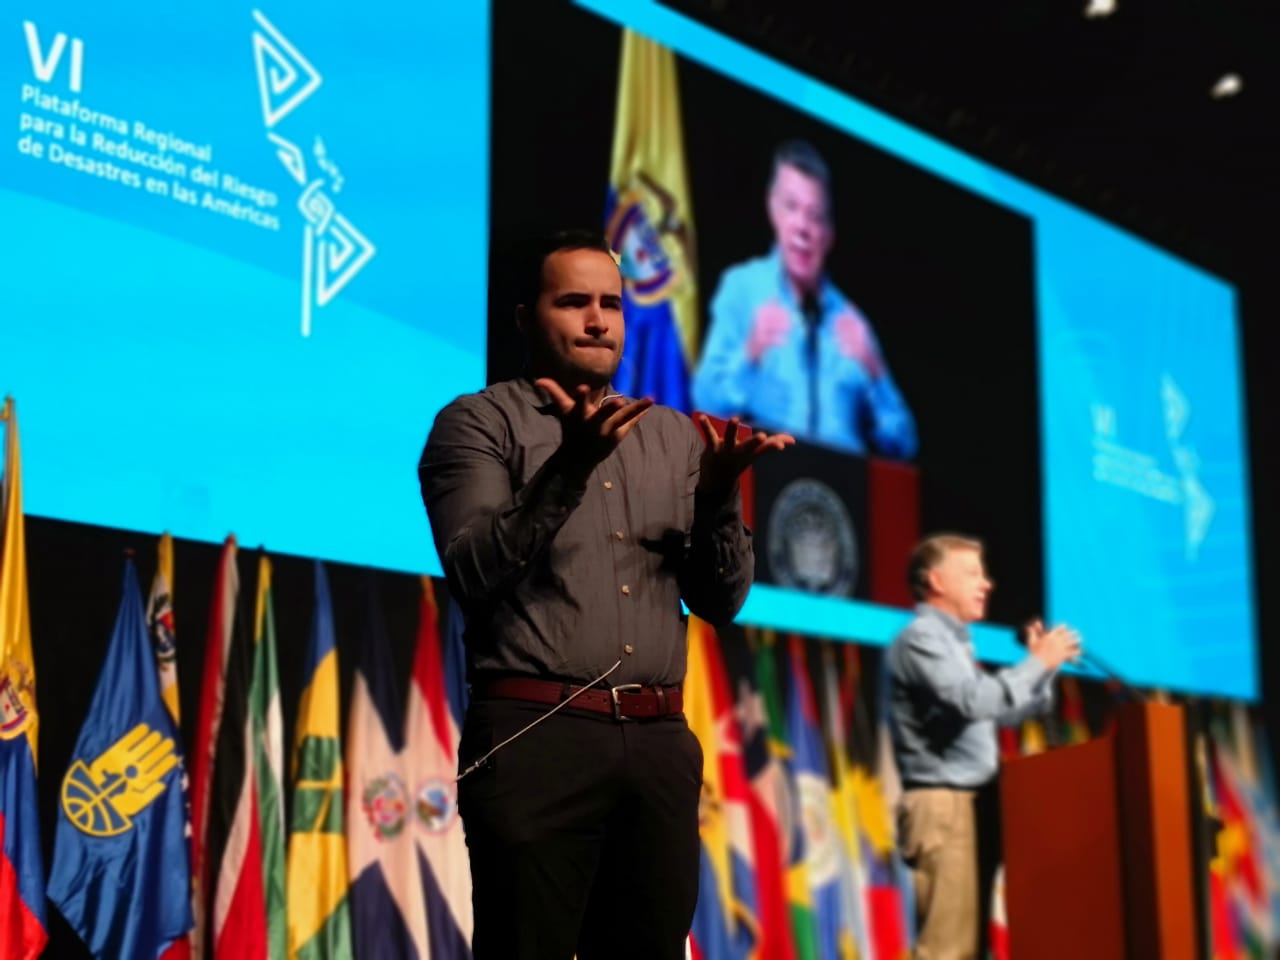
[419,378,754,686]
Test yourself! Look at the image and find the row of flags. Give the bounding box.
[683,614,1280,960]
[684,618,913,960]
[345,575,471,959]
[1201,703,1280,958]
[185,538,474,960]
[0,399,473,959]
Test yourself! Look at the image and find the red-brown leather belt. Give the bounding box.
[475,676,683,721]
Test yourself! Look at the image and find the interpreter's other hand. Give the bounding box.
[834,309,882,379]
[536,379,653,476]
[747,300,791,363]
[1026,619,1082,671]
[694,414,795,498]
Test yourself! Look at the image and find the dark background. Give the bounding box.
[490,0,1044,625]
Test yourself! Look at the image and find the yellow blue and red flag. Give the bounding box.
[605,29,699,410]
[0,397,46,960]
[686,616,759,960]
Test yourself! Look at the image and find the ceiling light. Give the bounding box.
[1210,73,1243,99]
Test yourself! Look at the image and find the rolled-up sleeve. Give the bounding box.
[996,672,1057,727]
[898,620,1051,722]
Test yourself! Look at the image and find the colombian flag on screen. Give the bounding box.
[605,29,699,412]
[0,398,47,960]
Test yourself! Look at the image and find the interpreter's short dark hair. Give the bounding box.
[908,533,984,601]
[515,228,616,315]
[769,139,833,214]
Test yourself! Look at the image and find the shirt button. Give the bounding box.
[621,584,631,596]
[614,530,625,541]
[623,644,634,655]
[603,480,614,490]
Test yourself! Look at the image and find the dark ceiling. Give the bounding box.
[668,0,1277,281]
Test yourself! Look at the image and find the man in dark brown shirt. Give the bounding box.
[420,229,792,960]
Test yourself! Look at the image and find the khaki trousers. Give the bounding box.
[898,788,980,960]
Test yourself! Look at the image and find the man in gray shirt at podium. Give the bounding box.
[887,534,1080,960]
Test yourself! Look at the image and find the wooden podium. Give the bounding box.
[1001,702,1198,959]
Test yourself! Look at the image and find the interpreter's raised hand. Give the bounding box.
[1026,619,1083,671]
[694,414,795,498]
[536,378,653,477]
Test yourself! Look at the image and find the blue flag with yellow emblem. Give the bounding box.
[47,557,193,958]
[605,29,699,411]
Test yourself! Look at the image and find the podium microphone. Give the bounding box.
[1074,648,1147,702]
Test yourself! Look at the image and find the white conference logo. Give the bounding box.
[1090,373,1215,560]
[252,10,376,336]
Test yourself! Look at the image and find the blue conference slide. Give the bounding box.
[2,1,489,574]
[1038,215,1256,698]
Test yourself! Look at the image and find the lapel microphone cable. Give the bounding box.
[456,659,624,782]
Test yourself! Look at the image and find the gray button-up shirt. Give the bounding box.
[886,604,1055,788]
[419,378,754,687]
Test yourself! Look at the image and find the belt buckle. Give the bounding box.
[610,683,643,721]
